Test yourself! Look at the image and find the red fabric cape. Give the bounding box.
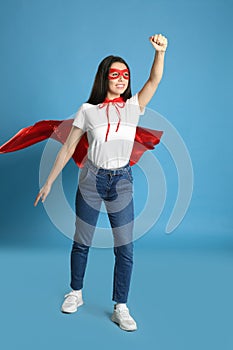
[0,119,163,167]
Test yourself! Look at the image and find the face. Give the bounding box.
[107,62,129,99]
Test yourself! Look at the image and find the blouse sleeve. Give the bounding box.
[72,104,86,131]
[127,93,145,115]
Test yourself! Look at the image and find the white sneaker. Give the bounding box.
[111,305,137,331]
[61,290,84,313]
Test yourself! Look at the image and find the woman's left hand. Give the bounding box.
[149,34,168,52]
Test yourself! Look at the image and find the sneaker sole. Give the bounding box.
[61,301,84,314]
[111,315,137,332]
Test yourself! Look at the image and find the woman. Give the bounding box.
[34,33,168,331]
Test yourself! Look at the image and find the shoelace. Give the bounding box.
[64,293,79,302]
[117,308,132,320]
[98,97,125,142]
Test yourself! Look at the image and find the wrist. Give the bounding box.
[156,50,166,55]
[46,179,53,187]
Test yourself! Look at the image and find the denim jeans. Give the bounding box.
[70,159,134,303]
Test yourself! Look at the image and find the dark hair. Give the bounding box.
[86,55,132,105]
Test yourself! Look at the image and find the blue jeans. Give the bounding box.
[70,159,134,303]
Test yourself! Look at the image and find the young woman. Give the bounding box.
[33,33,168,331]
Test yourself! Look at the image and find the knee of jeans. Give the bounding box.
[114,243,133,260]
[72,241,90,253]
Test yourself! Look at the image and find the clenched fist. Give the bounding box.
[149,34,168,52]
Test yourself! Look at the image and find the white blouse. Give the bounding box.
[73,93,144,169]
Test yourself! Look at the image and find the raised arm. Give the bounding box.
[34,126,83,206]
[138,34,168,111]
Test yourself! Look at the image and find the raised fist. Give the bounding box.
[149,34,168,52]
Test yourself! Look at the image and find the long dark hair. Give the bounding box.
[86,55,132,105]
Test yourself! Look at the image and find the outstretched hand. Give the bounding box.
[34,182,51,207]
[149,34,168,52]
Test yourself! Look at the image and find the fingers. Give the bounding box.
[34,190,46,207]
[34,193,41,207]
[34,183,51,206]
[149,33,168,52]
[150,33,168,45]
[149,34,158,43]
[155,34,167,44]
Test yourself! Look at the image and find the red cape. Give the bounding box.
[0,119,163,167]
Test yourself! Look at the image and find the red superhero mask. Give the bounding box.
[108,68,130,80]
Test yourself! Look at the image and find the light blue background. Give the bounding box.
[0,0,232,349]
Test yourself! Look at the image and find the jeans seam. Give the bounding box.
[126,168,133,183]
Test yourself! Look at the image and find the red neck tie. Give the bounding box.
[99,97,125,142]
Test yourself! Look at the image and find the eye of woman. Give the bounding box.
[110,72,119,78]
[123,71,129,79]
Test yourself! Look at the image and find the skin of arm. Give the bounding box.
[138,33,168,111]
[34,126,83,206]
